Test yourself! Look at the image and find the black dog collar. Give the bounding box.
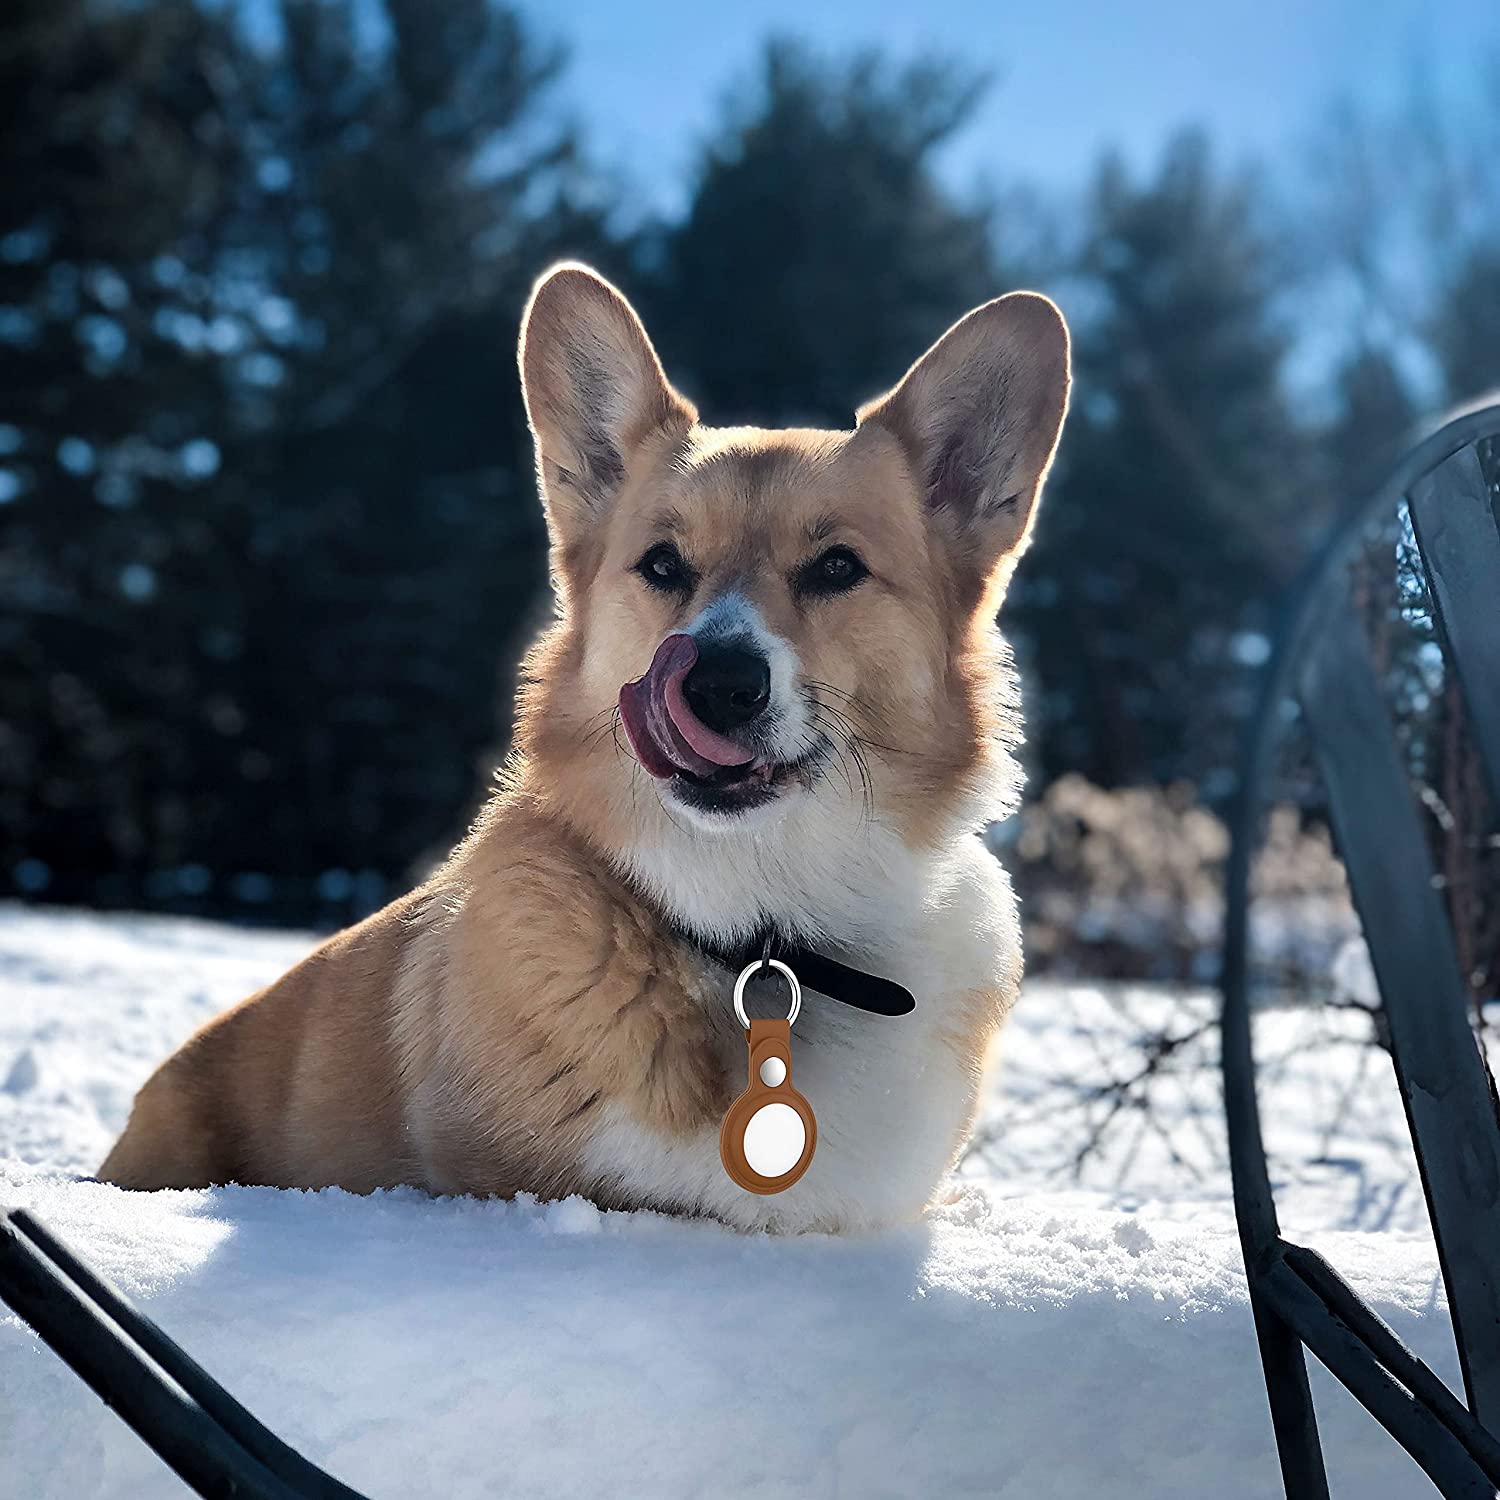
[691,927,916,1017]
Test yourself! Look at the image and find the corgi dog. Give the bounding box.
[99,264,1069,1233]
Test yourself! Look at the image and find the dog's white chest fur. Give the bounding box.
[583,832,1020,1232]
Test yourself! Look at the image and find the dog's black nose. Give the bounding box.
[683,643,771,733]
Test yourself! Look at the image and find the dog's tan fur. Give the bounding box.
[100,264,1069,1231]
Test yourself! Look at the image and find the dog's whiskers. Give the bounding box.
[807,714,857,801]
[607,713,637,768]
[583,706,627,754]
[806,698,876,825]
[804,681,918,761]
[599,709,692,834]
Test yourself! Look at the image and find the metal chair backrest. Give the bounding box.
[1220,399,1500,1498]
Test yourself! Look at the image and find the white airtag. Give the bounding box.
[741,1102,806,1178]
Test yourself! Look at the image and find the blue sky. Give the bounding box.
[544,0,1497,215]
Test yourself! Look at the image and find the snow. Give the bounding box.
[0,904,1460,1498]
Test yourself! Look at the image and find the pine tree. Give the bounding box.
[0,0,612,917]
[1014,133,1305,792]
[198,0,611,914]
[645,41,1001,425]
[1434,247,1500,408]
[0,0,255,904]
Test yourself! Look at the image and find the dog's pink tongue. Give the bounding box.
[619,634,754,779]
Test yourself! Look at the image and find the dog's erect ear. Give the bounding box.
[857,292,1069,587]
[519,262,696,539]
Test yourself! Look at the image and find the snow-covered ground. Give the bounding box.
[0,904,1456,1498]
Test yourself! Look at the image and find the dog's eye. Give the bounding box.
[798,546,868,596]
[636,542,691,593]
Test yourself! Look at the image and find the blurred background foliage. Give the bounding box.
[1,1,1497,986]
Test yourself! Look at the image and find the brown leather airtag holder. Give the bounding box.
[719,1016,817,1194]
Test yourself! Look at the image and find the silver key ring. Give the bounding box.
[733,957,801,1030]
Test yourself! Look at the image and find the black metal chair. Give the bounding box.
[1220,398,1500,1498]
[0,1204,367,1498]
